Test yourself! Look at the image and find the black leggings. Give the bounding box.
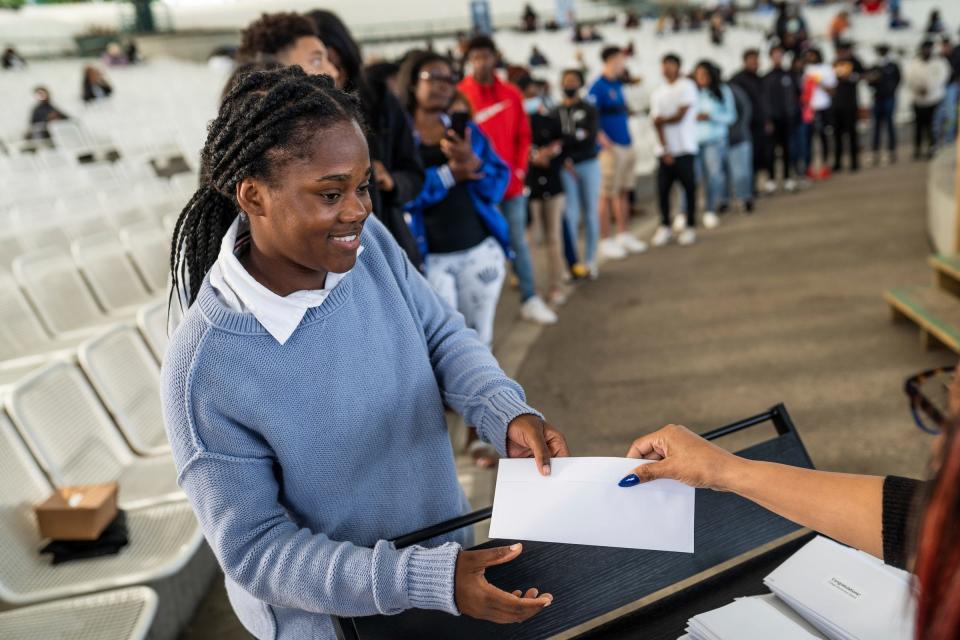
[833,108,860,170]
[768,118,794,179]
[914,103,939,158]
[657,154,697,228]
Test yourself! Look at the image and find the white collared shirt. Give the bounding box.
[209,215,362,345]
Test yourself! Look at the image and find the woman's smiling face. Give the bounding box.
[239,118,373,280]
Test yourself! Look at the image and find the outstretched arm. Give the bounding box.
[621,424,885,558]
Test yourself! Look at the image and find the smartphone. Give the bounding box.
[449,112,469,139]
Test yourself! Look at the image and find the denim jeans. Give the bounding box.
[696,139,728,213]
[726,140,753,202]
[872,96,897,152]
[935,82,958,146]
[560,157,601,266]
[500,194,536,302]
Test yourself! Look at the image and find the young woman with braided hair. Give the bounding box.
[163,66,568,638]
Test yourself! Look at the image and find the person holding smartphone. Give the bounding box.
[400,51,512,348]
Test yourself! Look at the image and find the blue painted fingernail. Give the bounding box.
[618,474,640,487]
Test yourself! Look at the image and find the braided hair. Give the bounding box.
[170,65,364,308]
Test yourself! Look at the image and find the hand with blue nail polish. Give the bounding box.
[618,424,740,490]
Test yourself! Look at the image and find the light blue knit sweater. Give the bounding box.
[161,216,541,639]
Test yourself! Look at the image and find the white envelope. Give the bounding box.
[764,536,916,640]
[488,457,695,552]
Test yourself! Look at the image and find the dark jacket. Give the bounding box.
[868,59,902,100]
[728,83,753,146]
[82,80,112,103]
[763,66,801,122]
[527,109,565,199]
[366,88,426,270]
[730,69,768,131]
[833,55,864,112]
[555,98,599,164]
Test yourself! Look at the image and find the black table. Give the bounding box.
[335,404,814,640]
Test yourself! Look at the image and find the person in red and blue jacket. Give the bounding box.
[400,51,510,347]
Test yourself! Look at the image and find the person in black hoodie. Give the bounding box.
[763,44,800,191]
[730,49,770,196]
[831,41,864,171]
[309,9,426,270]
[867,43,901,163]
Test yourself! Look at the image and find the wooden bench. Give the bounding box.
[886,285,960,352]
[929,254,960,298]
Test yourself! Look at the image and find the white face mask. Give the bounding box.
[524,96,544,114]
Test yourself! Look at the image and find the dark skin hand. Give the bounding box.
[455,544,553,623]
[456,415,568,623]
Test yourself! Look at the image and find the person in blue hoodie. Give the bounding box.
[400,51,511,347]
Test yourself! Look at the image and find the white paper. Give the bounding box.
[763,536,916,640]
[686,595,825,640]
[488,457,695,552]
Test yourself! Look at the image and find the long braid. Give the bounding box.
[169,66,364,310]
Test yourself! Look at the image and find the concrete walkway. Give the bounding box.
[517,160,946,478]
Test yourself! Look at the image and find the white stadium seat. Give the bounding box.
[13,248,121,336]
[137,300,169,363]
[0,587,158,640]
[71,233,153,312]
[119,221,171,294]
[78,325,170,457]
[4,362,184,509]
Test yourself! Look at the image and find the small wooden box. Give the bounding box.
[35,482,119,541]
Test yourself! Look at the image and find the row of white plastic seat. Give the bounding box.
[0,586,158,640]
[0,226,168,343]
[0,314,217,640]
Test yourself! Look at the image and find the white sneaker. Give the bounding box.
[671,215,687,233]
[599,237,628,260]
[520,296,558,325]
[651,225,673,247]
[784,178,797,192]
[587,262,599,280]
[677,229,696,246]
[703,211,720,229]
[763,179,776,195]
[617,232,648,254]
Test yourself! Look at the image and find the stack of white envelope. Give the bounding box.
[680,536,916,640]
[682,594,826,640]
[763,536,916,640]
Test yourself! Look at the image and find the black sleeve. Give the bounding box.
[383,92,424,206]
[583,103,599,145]
[882,475,925,570]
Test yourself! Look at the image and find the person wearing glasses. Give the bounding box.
[617,369,960,639]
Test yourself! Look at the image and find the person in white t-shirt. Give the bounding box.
[649,53,700,247]
[802,48,837,179]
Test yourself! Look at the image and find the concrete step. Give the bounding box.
[886,285,960,352]
[928,254,960,299]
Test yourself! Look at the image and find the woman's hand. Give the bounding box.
[618,424,742,490]
[507,414,570,476]
[448,155,484,182]
[455,544,553,623]
[441,127,474,164]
